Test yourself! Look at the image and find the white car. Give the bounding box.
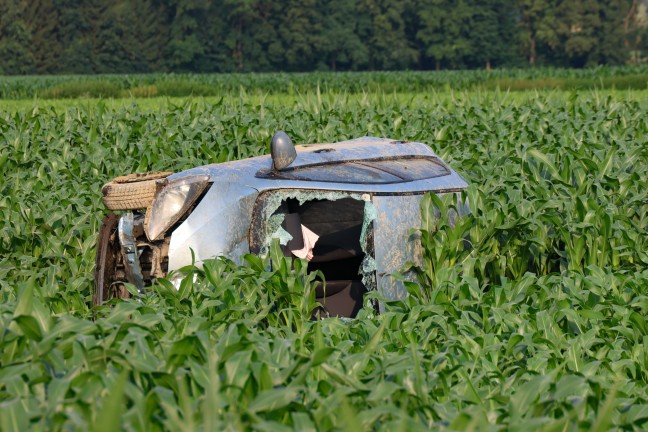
[94,132,468,317]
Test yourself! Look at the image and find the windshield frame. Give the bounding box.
[255,156,451,184]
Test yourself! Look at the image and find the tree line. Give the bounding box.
[0,0,646,75]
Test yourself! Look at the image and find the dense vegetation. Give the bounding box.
[0,88,646,429]
[1,0,648,75]
[0,66,647,100]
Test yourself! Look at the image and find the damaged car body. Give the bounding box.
[94,133,469,318]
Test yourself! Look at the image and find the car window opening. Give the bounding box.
[275,196,373,318]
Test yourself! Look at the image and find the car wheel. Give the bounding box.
[101,171,172,210]
[94,213,126,306]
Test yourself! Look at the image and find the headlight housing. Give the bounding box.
[145,175,210,241]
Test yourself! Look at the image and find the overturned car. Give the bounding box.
[94,133,468,318]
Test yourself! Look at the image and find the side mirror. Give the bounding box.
[271,131,296,171]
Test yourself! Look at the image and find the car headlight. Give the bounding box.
[145,175,210,241]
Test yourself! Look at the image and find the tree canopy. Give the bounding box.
[0,0,646,74]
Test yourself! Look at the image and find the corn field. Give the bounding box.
[0,89,647,430]
[0,67,647,99]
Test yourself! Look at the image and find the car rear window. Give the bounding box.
[256,156,450,184]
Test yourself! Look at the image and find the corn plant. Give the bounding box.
[0,87,646,430]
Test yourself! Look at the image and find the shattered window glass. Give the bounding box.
[257,157,450,184]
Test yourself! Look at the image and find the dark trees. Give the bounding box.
[0,0,645,74]
[0,0,34,74]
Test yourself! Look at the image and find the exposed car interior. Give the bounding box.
[277,197,369,318]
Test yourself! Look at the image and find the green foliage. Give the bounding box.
[0,0,34,74]
[0,88,647,429]
[0,0,646,73]
[40,80,123,99]
[357,0,418,70]
[0,67,647,100]
[416,0,473,70]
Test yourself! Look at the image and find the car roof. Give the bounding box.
[170,137,468,194]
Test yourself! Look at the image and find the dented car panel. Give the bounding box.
[168,182,258,270]
[372,194,425,305]
[95,134,469,317]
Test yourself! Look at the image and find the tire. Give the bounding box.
[94,213,121,306]
[101,171,172,210]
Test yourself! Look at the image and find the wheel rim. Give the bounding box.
[94,213,121,307]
